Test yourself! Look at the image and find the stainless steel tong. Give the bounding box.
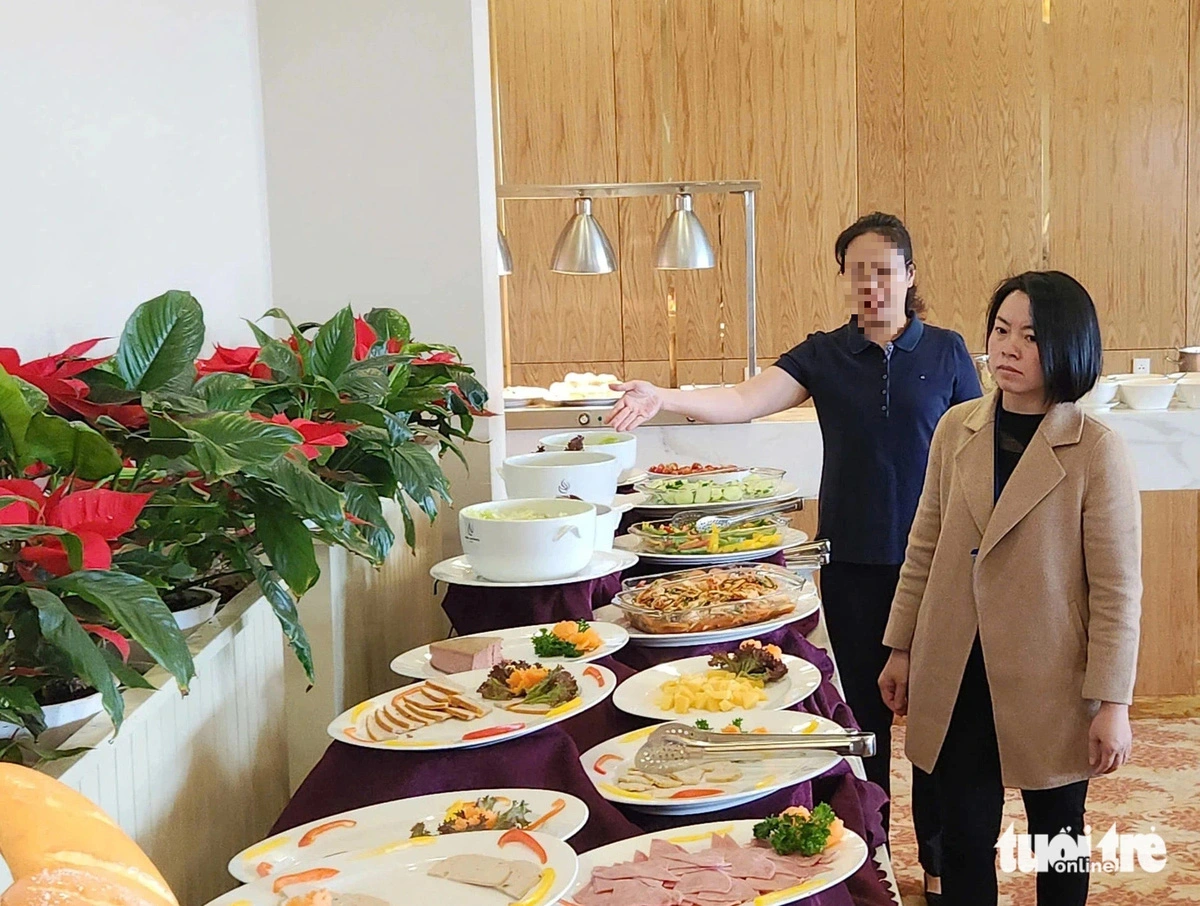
[670,499,802,531]
[634,721,875,774]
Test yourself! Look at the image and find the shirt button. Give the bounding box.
[881,405,886,411]
[882,389,886,394]
[883,374,888,380]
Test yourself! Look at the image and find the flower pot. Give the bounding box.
[171,587,222,632]
[0,690,105,738]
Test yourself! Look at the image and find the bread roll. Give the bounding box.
[0,764,177,906]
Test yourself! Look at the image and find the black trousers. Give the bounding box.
[929,637,1090,906]
[819,561,939,866]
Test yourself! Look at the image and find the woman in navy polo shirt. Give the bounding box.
[609,212,980,895]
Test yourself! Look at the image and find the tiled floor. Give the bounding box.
[887,715,1200,905]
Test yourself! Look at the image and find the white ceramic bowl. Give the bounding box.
[501,450,622,505]
[1117,377,1178,410]
[1175,378,1200,408]
[459,498,596,583]
[1079,378,1119,407]
[539,431,637,473]
[593,504,620,551]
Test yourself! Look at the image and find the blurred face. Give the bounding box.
[987,291,1045,399]
[842,232,914,331]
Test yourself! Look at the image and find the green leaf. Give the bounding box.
[244,318,277,347]
[257,339,302,381]
[14,377,49,414]
[390,441,451,520]
[254,456,345,526]
[102,647,156,690]
[0,365,35,457]
[25,414,123,480]
[255,503,320,595]
[449,368,489,411]
[181,412,301,476]
[241,550,313,683]
[51,571,194,693]
[194,372,273,411]
[364,308,411,345]
[27,588,124,729]
[261,308,314,376]
[115,290,205,391]
[312,306,356,381]
[0,526,84,571]
[0,686,44,727]
[342,482,394,561]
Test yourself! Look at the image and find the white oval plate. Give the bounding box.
[630,482,803,514]
[611,653,822,722]
[330,663,616,751]
[391,622,630,679]
[567,820,868,906]
[614,528,808,566]
[579,713,845,816]
[210,829,578,906]
[229,789,589,883]
[430,549,638,588]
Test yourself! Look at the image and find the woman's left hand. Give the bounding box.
[1089,702,1132,775]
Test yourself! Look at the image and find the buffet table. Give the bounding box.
[274,560,899,906]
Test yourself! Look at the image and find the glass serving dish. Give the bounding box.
[634,467,786,506]
[613,565,811,634]
[626,514,789,556]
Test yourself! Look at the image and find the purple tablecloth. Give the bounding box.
[276,564,892,905]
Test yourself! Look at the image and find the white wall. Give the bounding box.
[0,0,273,357]
[254,0,505,423]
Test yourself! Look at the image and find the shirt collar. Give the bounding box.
[846,314,924,354]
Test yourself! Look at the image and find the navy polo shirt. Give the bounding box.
[774,316,981,565]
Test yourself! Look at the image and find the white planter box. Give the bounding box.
[17,584,290,906]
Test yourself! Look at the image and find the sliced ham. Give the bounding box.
[592,860,681,883]
[674,871,733,895]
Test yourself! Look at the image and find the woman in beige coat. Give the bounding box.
[878,271,1141,906]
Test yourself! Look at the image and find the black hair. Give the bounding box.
[834,212,926,316]
[986,270,1103,404]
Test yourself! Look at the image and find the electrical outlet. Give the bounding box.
[1133,358,1152,375]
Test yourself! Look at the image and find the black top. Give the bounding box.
[994,403,1045,501]
[773,316,982,564]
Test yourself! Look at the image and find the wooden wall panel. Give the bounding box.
[1190,0,1200,346]
[1050,0,1189,352]
[1134,490,1200,696]
[493,0,624,365]
[855,0,906,215]
[902,0,1042,339]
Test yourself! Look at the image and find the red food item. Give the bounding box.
[498,828,547,864]
[272,867,339,894]
[667,788,723,799]
[583,665,605,686]
[298,819,357,847]
[648,462,737,476]
[255,862,272,877]
[525,797,566,831]
[592,754,622,775]
[461,722,525,740]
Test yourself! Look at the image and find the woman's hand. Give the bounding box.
[605,381,663,431]
[1089,702,1132,775]
[878,649,911,716]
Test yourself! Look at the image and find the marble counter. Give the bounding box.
[506,403,1200,494]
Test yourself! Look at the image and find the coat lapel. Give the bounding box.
[976,401,1085,562]
[954,393,997,537]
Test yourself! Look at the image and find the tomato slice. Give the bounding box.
[298,818,357,848]
[498,828,547,864]
[461,722,525,740]
[583,665,605,686]
[255,862,272,877]
[592,753,622,775]
[525,797,566,831]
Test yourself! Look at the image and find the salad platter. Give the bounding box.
[611,643,823,723]
[330,661,615,751]
[566,816,868,906]
[430,550,638,588]
[580,713,846,815]
[391,621,629,680]
[210,829,578,906]
[229,789,588,883]
[615,522,808,566]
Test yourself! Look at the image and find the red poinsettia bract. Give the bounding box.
[252,414,355,460]
[0,479,152,579]
[195,345,272,380]
[0,340,147,429]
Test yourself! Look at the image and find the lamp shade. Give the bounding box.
[550,197,617,274]
[653,193,716,270]
[498,228,513,276]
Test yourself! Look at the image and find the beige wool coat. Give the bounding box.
[883,392,1142,789]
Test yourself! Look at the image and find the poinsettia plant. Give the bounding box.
[0,291,487,743]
